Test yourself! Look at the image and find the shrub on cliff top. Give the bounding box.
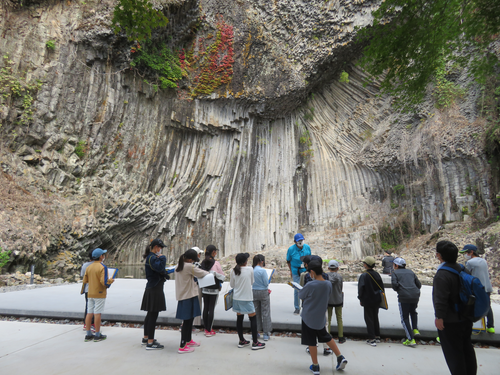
[112,0,168,42]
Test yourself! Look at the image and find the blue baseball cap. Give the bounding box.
[92,248,107,259]
[459,244,478,254]
[294,233,305,242]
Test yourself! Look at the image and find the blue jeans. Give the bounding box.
[292,273,300,310]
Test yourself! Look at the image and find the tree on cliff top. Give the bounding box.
[358,0,500,111]
[112,0,168,42]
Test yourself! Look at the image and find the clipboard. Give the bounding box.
[224,289,234,311]
[166,265,176,274]
[264,268,275,284]
[287,281,303,290]
[198,273,216,288]
[107,267,119,279]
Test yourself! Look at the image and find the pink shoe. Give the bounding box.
[178,346,195,354]
[205,330,213,337]
[186,340,200,347]
[210,330,216,336]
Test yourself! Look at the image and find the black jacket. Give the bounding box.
[432,262,468,322]
[144,253,167,289]
[358,269,384,307]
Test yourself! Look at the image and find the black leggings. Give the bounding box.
[202,294,218,332]
[180,318,194,348]
[144,311,159,340]
[236,314,258,343]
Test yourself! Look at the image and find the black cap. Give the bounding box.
[235,253,250,264]
[151,238,166,248]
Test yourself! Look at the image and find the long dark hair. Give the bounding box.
[176,249,199,272]
[201,254,215,272]
[252,254,265,268]
[233,253,249,276]
[142,243,152,260]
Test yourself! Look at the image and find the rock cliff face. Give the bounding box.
[0,0,494,277]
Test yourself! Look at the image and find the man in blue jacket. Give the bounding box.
[286,233,311,314]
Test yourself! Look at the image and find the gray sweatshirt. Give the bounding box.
[326,272,343,306]
[298,279,331,330]
[465,257,493,293]
[391,268,421,303]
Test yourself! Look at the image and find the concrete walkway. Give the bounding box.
[0,320,498,375]
[0,280,499,344]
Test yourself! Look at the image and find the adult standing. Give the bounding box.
[459,244,495,333]
[140,238,168,350]
[433,240,477,375]
[357,256,383,347]
[286,233,311,314]
[200,245,225,337]
[382,251,394,275]
[252,254,272,341]
[391,257,421,347]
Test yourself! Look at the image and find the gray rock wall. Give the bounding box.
[0,0,494,275]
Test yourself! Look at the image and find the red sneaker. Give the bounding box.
[186,340,200,347]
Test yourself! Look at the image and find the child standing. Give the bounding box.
[326,260,345,343]
[299,258,347,374]
[230,253,265,350]
[252,254,272,341]
[80,250,94,332]
[391,257,421,347]
[141,238,168,350]
[200,245,225,337]
[175,249,209,353]
[82,248,114,342]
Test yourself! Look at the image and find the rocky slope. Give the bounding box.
[0,0,497,278]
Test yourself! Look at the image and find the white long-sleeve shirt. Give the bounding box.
[230,266,254,301]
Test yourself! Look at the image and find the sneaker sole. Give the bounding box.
[252,346,265,350]
[337,359,348,370]
[146,346,164,350]
[93,338,106,342]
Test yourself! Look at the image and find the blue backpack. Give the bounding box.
[440,264,490,322]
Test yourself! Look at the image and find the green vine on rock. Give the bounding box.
[131,41,182,89]
[0,54,42,126]
[433,57,466,109]
[181,16,234,97]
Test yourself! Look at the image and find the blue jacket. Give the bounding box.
[145,253,167,289]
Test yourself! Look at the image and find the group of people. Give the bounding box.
[286,234,495,375]
[79,234,494,375]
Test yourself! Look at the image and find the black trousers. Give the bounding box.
[202,294,218,332]
[486,293,494,328]
[439,320,477,375]
[144,311,159,340]
[399,302,418,340]
[363,305,380,339]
